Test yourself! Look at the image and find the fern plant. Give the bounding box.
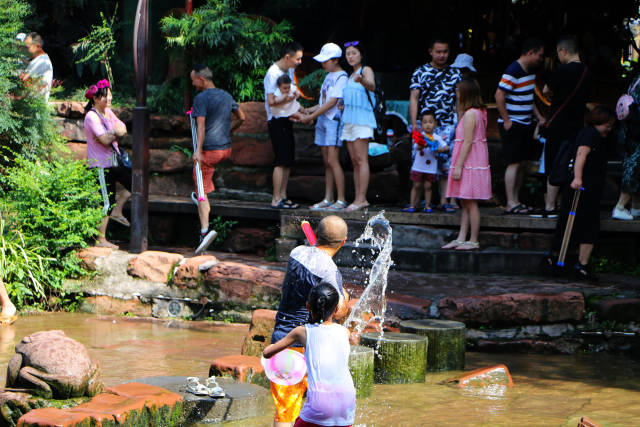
[160,0,293,101]
[72,5,118,86]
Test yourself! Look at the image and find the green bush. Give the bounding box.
[160,0,293,102]
[0,0,62,166]
[1,157,104,309]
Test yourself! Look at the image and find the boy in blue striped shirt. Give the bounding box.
[495,38,546,214]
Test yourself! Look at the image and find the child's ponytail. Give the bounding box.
[308,282,340,324]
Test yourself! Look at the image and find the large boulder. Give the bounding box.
[202,262,283,304]
[172,256,218,289]
[438,292,585,327]
[241,309,277,357]
[76,247,114,271]
[127,251,184,284]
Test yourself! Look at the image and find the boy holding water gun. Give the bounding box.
[403,111,449,213]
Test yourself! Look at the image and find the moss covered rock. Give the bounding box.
[348,346,374,398]
[360,332,428,384]
[399,319,465,371]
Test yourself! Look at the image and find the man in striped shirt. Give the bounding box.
[495,38,546,214]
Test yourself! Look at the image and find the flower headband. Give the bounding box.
[85,79,111,99]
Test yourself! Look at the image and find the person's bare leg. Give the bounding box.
[272,166,283,205]
[0,279,16,317]
[439,177,448,206]
[545,180,560,211]
[409,182,422,208]
[198,199,210,231]
[578,243,594,265]
[424,181,433,210]
[504,162,520,209]
[346,141,359,204]
[615,191,631,210]
[456,199,470,242]
[320,147,335,202]
[352,139,370,206]
[327,146,345,202]
[467,199,480,243]
[97,217,117,248]
[111,188,131,218]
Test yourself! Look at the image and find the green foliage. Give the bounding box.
[592,257,640,276]
[72,5,119,86]
[296,69,327,107]
[0,0,62,166]
[210,216,237,247]
[160,0,293,101]
[0,157,104,309]
[149,79,185,115]
[168,144,192,158]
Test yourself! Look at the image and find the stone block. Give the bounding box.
[202,262,283,304]
[241,309,277,357]
[127,251,184,284]
[149,149,191,173]
[172,256,218,289]
[592,298,640,323]
[17,408,91,426]
[214,165,271,192]
[275,238,298,262]
[209,355,267,387]
[231,137,274,166]
[287,175,325,202]
[69,393,146,424]
[65,142,87,162]
[76,247,113,271]
[221,227,276,256]
[149,173,194,197]
[81,296,151,317]
[149,115,190,136]
[478,231,516,249]
[451,364,513,388]
[106,382,183,409]
[437,292,585,327]
[517,232,553,251]
[235,102,268,134]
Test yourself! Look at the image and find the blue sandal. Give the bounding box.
[402,207,417,213]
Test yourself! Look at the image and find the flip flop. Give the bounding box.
[503,204,531,215]
[346,203,369,212]
[0,313,17,326]
[311,199,333,210]
[110,215,130,227]
[455,241,480,251]
[282,199,299,209]
[271,200,297,210]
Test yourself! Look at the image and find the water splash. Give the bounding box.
[346,211,393,337]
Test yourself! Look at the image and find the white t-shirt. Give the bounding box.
[25,53,53,102]
[271,87,302,118]
[411,133,447,174]
[319,70,348,120]
[264,63,296,121]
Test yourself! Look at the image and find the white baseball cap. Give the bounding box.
[451,53,476,72]
[313,43,342,62]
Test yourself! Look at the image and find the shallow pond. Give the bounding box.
[1,313,639,426]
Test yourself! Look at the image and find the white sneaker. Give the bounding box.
[632,208,640,218]
[195,230,217,255]
[612,206,633,220]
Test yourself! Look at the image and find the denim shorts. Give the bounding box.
[314,115,343,147]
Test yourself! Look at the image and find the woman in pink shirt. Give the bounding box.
[84,80,132,249]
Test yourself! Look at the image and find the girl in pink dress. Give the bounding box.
[442,78,492,251]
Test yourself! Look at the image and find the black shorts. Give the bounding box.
[268,117,296,167]
[97,166,132,214]
[500,121,534,164]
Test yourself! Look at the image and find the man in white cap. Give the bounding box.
[19,32,53,102]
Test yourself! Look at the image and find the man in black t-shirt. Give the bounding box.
[534,36,591,218]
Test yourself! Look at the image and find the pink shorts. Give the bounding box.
[194,148,232,194]
[410,171,437,183]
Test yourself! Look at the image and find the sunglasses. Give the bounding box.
[344,41,360,47]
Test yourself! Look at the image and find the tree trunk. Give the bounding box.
[348,345,374,398]
[399,319,466,371]
[360,332,427,384]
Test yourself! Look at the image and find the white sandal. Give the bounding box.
[186,377,210,396]
[441,240,464,250]
[310,199,334,210]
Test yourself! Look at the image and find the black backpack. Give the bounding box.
[363,69,386,136]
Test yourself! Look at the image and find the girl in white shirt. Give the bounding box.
[263,283,356,427]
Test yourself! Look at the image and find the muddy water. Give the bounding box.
[2,313,640,426]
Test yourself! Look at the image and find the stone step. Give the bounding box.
[335,243,548,275]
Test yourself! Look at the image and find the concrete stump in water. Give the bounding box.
[348,346,374,398]
[400,319,466,371]
[360,332,428,384]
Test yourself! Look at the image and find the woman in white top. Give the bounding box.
[263,283,356,427]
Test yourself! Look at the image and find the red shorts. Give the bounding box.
[194,148,232,194]
[294,418,352,427]
[410,171,437,183]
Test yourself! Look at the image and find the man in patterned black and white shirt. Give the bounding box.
[409,38,461,130]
